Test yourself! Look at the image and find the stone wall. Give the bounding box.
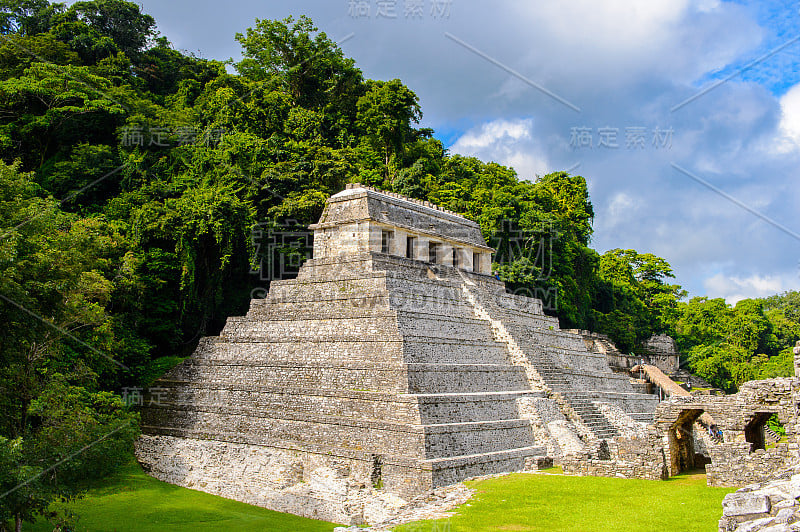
[707,443,795,488]
[560,370,800,490]
[715,344,800,531]
[573,330,680,375]
[642,334,681,374]
[561,430,667,481]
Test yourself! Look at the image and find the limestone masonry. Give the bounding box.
[134,184,660,524]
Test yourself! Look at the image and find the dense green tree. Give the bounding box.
[0,161,137,530]
[0,0,60,36]
[64,0,156,57]
[356,79,422,179]
[234,15,363,113]
[0,33,79,79]
[669,295,795,391]
[0,377,137,532]
[591,249,685,352]
[0,62,127,168]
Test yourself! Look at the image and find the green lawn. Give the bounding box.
[395,468,735,532]
[27,461,340,532]
[24,463,735,531]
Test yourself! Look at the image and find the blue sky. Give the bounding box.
[723,0,800,93]
[85,0,800,303]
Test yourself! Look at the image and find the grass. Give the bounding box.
[395,468,735,532]
[23,462,735,531]
[767,435,789,449]
[26,460,340,532]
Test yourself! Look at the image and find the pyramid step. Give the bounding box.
[412,389,536,397]
[421,419,538,456]
[422,445,546,467]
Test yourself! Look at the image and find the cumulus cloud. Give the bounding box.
[600,192,638,231]
[507,0,760,87]
[450,119,532,150]
[450,119,551,178]
[703,273,793,304]
[778,83,800,150]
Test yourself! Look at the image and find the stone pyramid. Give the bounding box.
[135,184,657,524]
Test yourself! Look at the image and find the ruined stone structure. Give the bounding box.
[575,330,680,376]
[565,345,800,496]
[135,184,659,524]
[642,334,681,374]
[713,341,800,532]
[655,380,799,487]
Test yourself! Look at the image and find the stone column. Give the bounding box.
[794,341,800,448]
[794,340,800,378]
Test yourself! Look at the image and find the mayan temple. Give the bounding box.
[135,184,659,524]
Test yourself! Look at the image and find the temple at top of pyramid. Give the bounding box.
[135,184,659,525]
[308,183,493,273]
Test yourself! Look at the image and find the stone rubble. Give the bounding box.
[719,465,800,532]
[369,482,475,530]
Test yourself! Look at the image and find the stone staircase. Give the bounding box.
[384,272,548,483]
[518,347,620,440]
[765,425,782,444]
[458,277,655,442]
[557,392,619,440]
[525,348,622,439]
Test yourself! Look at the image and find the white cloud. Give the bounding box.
[602,192,637,230]
[777,83,800,151]
[703,273,792,304]
[500,0,761,92]
[450,119,532,151]
[503,152,550,181]
[450,119,550,179]
[517,1,688,54]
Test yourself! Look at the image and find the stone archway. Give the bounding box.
[744,412,774,453]
[666,408,705,476]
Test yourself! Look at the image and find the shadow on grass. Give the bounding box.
[27,458,341,532]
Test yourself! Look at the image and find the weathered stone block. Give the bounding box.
[723,493,771,517]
